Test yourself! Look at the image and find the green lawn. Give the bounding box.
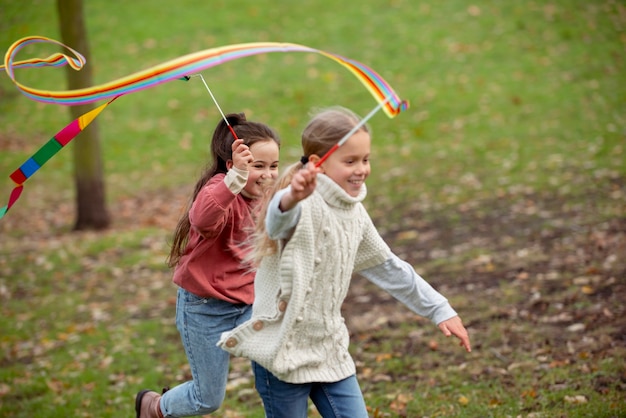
[1,1,624,417]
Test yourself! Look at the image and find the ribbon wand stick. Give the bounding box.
[315,96,391,168]
[185,73,239,140]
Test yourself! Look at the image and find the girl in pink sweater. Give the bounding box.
[136,113,280,418]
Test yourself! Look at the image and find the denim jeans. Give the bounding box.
[253,362,369,418]
[159,288,252,417]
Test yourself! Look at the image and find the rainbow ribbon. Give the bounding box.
[0,98,120,219]
[1,35,409,219]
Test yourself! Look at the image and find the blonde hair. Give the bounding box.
[248,106,369,265]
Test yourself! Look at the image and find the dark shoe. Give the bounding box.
[135,390,163,418]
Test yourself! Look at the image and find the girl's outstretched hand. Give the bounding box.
[279,163,319,212]
[438,316,472,352]
[232,138,253,171]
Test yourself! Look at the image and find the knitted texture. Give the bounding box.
[218,174,390,383]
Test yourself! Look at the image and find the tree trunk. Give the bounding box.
[57,0,110,230]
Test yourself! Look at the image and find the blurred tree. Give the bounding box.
[57,0,110,230]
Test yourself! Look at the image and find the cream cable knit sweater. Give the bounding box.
[218,174,456,384]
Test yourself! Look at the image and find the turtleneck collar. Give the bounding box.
[316,173,367,209]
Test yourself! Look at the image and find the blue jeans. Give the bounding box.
[253,362,369,418]
[159,288,252,417]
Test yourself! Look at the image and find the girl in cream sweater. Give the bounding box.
[219,107,471,418]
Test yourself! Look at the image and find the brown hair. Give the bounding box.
[167,113,280,268]
[249,106,368,265]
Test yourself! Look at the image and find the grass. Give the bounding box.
[1,0,625,417]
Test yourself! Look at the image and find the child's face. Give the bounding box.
[244,139,280,198]
[319,130,371,197]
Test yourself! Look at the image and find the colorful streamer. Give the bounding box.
[1,35,409,219]
[0,98,118,219]
[2,36,408,117]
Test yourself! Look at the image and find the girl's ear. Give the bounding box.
[307,154,323,172]
[226,159,234,170]
[308,154,321,165]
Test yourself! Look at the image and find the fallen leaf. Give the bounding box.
[428,339,439,351]
[564,395,588,404]
[581,285,595,295]
[375,353,393,362]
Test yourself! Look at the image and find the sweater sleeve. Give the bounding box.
[353,206,392,271]
[266,186,301,240]
[356,253,458,325]
[224,166,249,194]
[189,174,238,238]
